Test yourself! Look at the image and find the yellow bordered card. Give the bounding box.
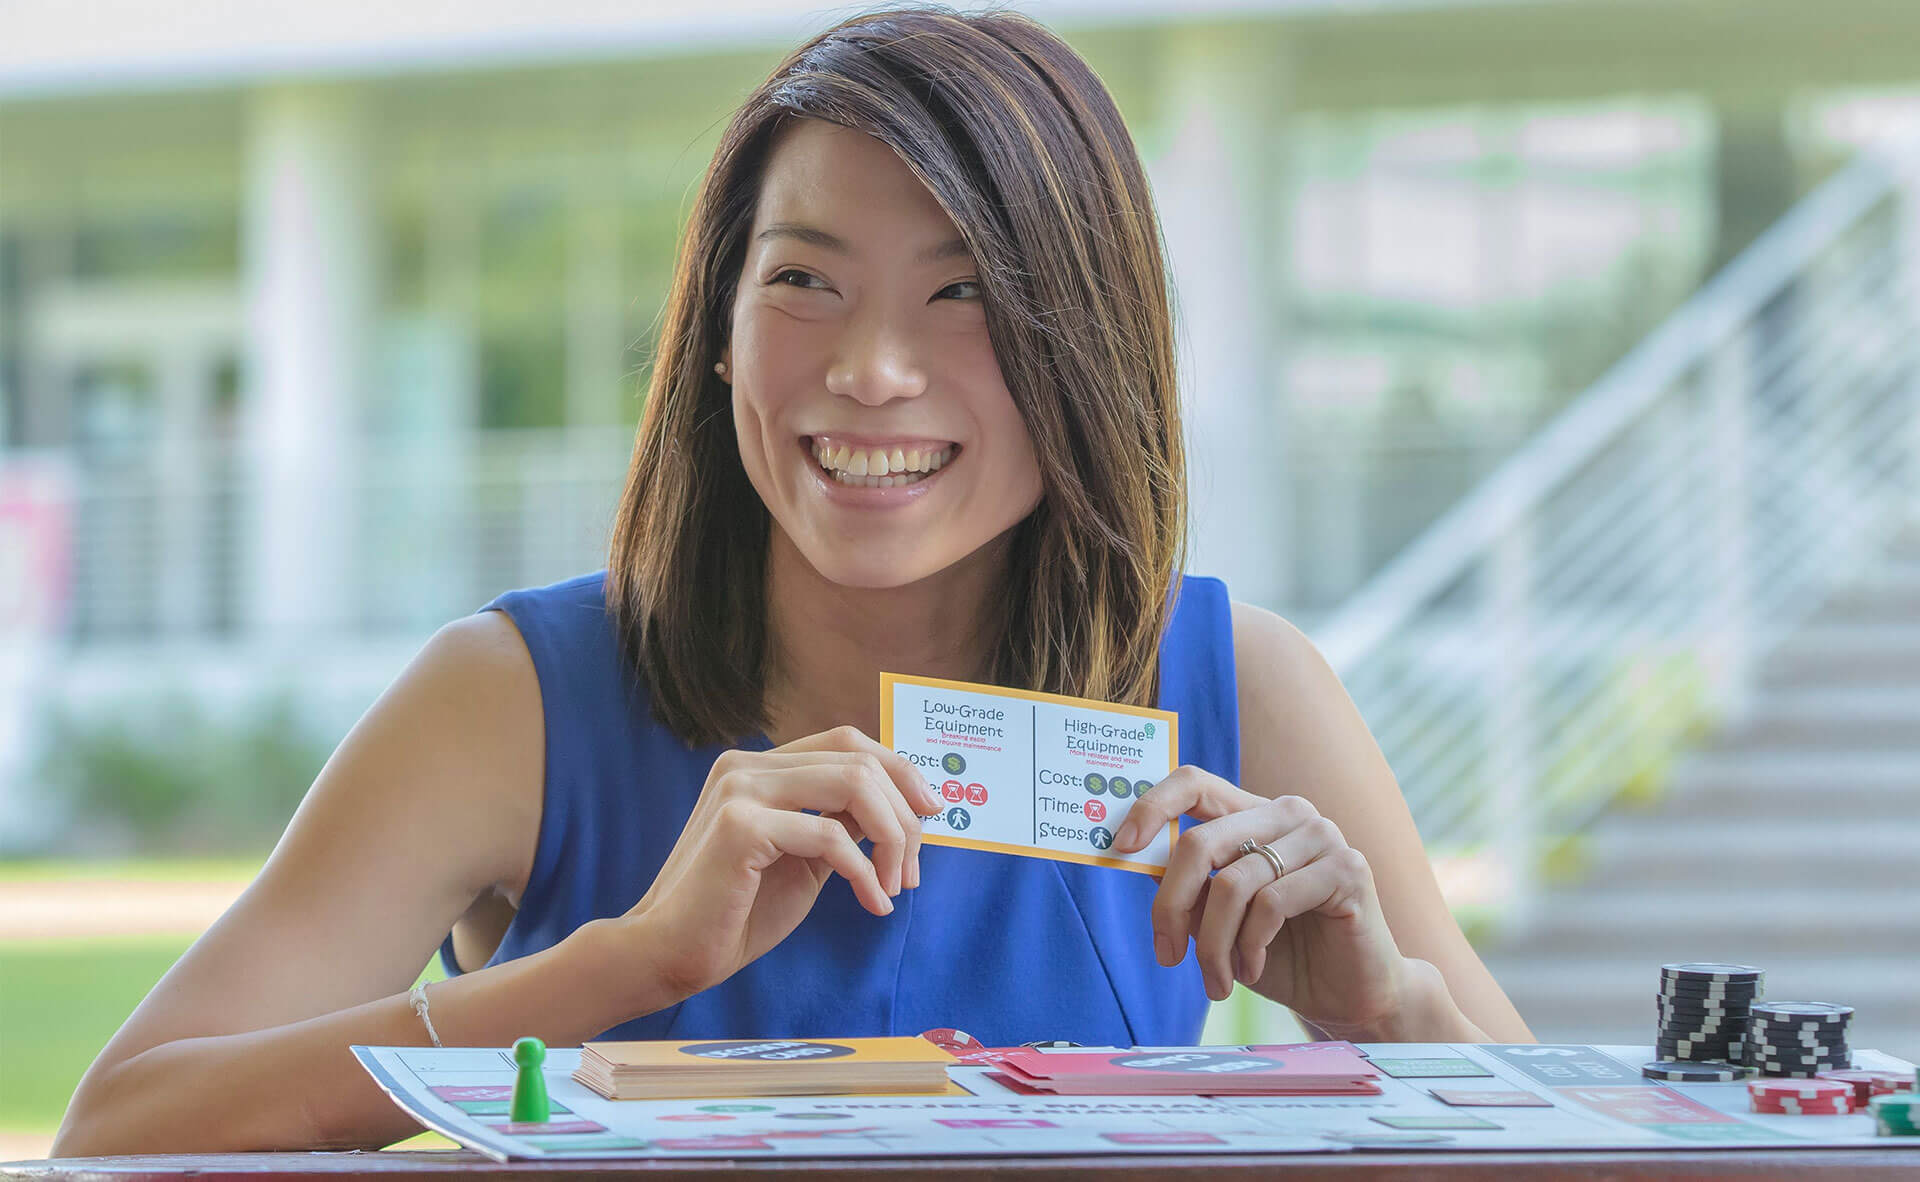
[574,1037,965,1100]
[880,672,1179,876]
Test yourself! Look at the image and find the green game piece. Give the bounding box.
[511,1037,551,1124]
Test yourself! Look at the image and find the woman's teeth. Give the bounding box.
[813,441,956,488]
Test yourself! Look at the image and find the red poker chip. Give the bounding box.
[917,1027,983,1053]
[1754,1096,1856,1110]
[1753,1094,1857,1111]
[1820,1069,1912,1103]
[1750,1078,1851,1103]
[1753,1102,1855,1117]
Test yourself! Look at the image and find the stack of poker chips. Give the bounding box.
[1822,1068,1914,1108]
[1649,963,1761,1079]
[1749,1002,1853,1077]
[1748,1077,1856,1116]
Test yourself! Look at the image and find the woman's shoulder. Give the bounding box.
[1228,596,1343,731]
[413,608,548,897]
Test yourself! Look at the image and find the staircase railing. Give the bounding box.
[1311,140,1920,934]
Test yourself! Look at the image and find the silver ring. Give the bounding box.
[1238,837,1286,880]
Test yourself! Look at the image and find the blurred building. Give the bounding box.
[7,2,1911,667]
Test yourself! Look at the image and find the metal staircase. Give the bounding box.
[1218,137,1920,1054]
[1479,521,1920,1059]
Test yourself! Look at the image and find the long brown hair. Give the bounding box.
[607,3,1187,748]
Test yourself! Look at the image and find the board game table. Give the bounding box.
[10,1041,1917,1176]
[7,1146,1920,1179]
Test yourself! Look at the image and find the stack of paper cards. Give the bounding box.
[995,1045,1383,1096]
[573,1037,959,1100]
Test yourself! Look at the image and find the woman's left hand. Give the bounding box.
[1112,765,1417,1037]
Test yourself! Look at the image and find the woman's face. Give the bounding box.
[723,117,1045,590]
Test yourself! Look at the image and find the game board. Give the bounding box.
[352,1042,1919,1160]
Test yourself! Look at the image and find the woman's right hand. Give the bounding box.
[618,725,946,1000]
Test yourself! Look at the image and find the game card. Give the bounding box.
[879,672,1179,875]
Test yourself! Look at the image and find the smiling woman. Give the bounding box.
[610,16,1187,750]
[51,3,1528,1160]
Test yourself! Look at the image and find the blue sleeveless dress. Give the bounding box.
[438,569,1239,1048]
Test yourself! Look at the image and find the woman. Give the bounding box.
[53,4,1531,1157]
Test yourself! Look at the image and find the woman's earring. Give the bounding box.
[714,361,728,376]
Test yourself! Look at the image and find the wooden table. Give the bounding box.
[8,1147,1920,1179]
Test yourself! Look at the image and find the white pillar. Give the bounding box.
[1144,22,1294,610]
[241,84,373,643]
[0,197,10,450]
[154,342,209,637]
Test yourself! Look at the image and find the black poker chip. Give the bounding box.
[1750,1023,1850,1037]
[1749,1018,1851,1036]
[1020,1040,1086,1048]
[1750,1007,1850,1022]
[1750,1013,1848,1028]
[1666,1028,1758,1043]
[1658,1031,1747,1047]
[1751,1028,1850,1051]
[1658,1005,1751,1020]
[1753,1045,1850,1062]
[1659,986,1762,1004]
[1750,1002,1853,1021]
[1658,1004,1752,1021]
[1750,1026,1850,1043]
[1658,1044,1745,1062]
[1758,1064,1849,1078]
[1657,1031,1747,1044]
[1750,1045,1849,1061]
[1660,999,1746,1014]
[1658,978,1758,997]
[1660,1020,1746,1037]
[1661,963,1764,983]
[1658,1028,1751,1043]
[1660,1030,1745,1045]
[1642,1059,1754,1082]
[1658,988,1757,1004]
[1756,1058,1852,1074]
[1660,974,1762,989]
[1663,1041,1745,1057]
[1751,1036,1849,1051]
[1659,1008,1748,1022]
[1755,1060,1851,1074]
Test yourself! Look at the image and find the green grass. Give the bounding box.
[0,857,266,883]
[1,932,450,1148]
[0,936,197,1130]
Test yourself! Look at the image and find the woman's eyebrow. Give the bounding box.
[756,222,972,264]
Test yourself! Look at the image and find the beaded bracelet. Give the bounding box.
[408,982,443,1047]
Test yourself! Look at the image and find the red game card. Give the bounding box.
[998,1044,1381,1095]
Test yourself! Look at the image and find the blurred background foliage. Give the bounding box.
[33,694,333,855]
